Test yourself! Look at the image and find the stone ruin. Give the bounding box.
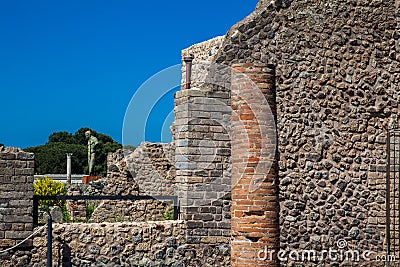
[1,0,400,266]
[0,147,34,266]
[64,142,176,223]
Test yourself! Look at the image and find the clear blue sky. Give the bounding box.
[0,0,258,148]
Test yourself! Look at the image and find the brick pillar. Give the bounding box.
[174,86,231,245]
[0,147,34,248]
[230,63,279,266]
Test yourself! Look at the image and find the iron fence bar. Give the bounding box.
[34,195,177,201]
[47,217,52,267]
[33,196,39,227]
[171,196,179,220]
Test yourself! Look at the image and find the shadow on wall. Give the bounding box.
[58,243,71,267]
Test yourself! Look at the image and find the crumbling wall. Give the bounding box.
[31,221,230,266]
[181,36,225,89]
[88,199,173,223]
[0,147,34,266]
[107,142,176,196]
[88,142,176,223]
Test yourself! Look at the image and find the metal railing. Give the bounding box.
[33,195,179,226]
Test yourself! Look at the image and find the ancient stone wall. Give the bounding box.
[86,142,176,223]
[31,221,230,266]
[213,0,400,265]
[107,142,176,196]
[89,199,173,223]
[2,1,400,267]
[181,36,225,89]
[0,147,34,266]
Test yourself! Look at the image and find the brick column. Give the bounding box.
[174,87,231,245]
[230,63,279,266]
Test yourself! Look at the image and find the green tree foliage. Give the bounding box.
[25,128,122,176]
[48,131,75,144]
[0,143,4,147]
[26,143,86,174]
[73,127,93,146]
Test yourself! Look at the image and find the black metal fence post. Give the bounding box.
[47,216,52,267]
[173,196,179,220]
[33,196,38,226]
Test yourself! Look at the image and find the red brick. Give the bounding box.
[231,63,279,267]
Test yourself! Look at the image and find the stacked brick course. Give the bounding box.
[174,87,232,244]
[0,146,34,266]
[174,37,233,246]
[230,63,279,266]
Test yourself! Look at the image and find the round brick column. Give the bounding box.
[230,63,279,266]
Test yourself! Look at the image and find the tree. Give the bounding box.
[48,131,74,144]
[25,143,86,174]
[25,128,122,176]
[73,127,93,146]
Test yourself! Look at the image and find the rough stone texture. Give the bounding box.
[89,199,173,223]
[107,142,176,196]
[2,1,400,266]
[0,146,34,266]
[81,178,106,196]
[31,221,230,267]
[181,36,226,90]
[84,143,176,223]
[103,151,140,196]
[66,184,86,221]
[212,0,400,265]
[46,142,175,225]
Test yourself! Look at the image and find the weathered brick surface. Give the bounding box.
[174,38,232,246]
[2,1,400,267]
[231,63,279,266]
[0,146,34,266]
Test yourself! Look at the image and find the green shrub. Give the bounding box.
[85,203,97,222]
[161,209,175,221]
[34,176,66,208]
[62,205,71,223]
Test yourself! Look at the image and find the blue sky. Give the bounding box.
[0,0,258,148]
